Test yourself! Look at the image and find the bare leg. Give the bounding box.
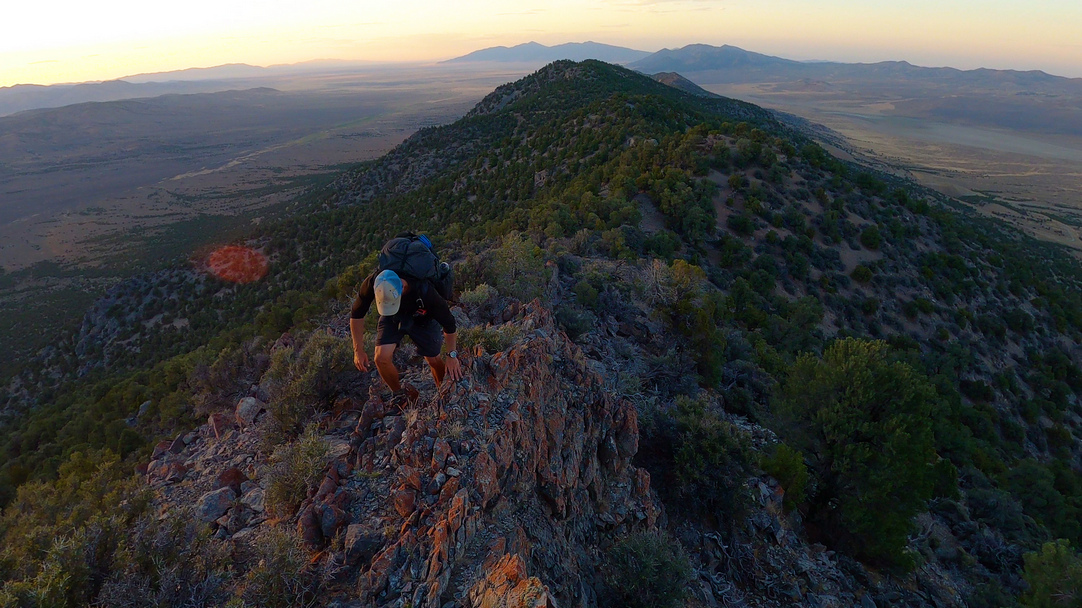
[374,344,400,392]
[425,356,446,386]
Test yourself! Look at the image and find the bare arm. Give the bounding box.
[351,317,370,372]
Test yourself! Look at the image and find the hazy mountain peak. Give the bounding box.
[443,41,650,64]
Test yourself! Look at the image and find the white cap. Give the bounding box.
[374,270,402,316]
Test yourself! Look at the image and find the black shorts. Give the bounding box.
[376,316,444,358]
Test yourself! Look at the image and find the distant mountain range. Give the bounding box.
[0,60,386,117]
[8,42,1081,118]
[628,44,1082,93]
[443,41,650,64]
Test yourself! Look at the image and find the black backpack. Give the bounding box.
[378,232,454,301]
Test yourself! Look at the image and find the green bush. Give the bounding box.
[669,397,753,525]
[1021,539,1082,608]
[760,443,809,511]
[860,225,882,250]
[776,338,941,569]
[235,527,317,608]
[457,324,522,354]
[265,429,330,518]
[492,232,549,301]
[265,333,352,434]
[851,265,873,283]
[573,280,600,310]
[727,213,755,236]
[459,283,498,305]
[601,531,691,608]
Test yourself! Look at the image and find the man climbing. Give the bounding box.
[350,234,463,398]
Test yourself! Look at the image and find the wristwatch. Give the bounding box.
[448,350,458,359]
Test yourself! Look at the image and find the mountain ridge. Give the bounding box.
[1,59,1081,607]
[443,41,651,64]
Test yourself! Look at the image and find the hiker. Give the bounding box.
[350,234,462,396]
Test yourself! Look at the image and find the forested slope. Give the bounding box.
[1,60,1081,607]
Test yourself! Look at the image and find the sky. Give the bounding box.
[2,0,1081,87]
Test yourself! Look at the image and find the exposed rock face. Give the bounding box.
[347,303,659,607]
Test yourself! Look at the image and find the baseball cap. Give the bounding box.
[374,270,403,316]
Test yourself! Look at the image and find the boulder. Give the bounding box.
[167,435,186,454]
[344,525,384,566]
[297,504,323,549]
[216,468,249,495]
[151,440,172,460]
[318,503,349,539]
[196,487,237,523]
[241,487,266,513]
[235,396,265,428]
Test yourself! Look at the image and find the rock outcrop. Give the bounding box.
[142,302,659,607]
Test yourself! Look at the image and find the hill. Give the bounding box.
[651,71,721,97]
[2,60,1082,607]
[444,41,650,64]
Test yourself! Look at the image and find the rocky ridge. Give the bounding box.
[140,295,975,607]
[145,302,658,607]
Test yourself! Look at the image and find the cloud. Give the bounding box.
[30,59,59,64]
[496,9,546,15]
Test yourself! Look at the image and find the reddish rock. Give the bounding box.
[432,438,452,470]
[208,412,231,439]
[315,473,338,501]
[357,397,386,439]
[467,553,555,608]
[151,440,172,460]
[399,465,422,491]
[438,476,460,506]
[473,451,499,509]
[394,489,417,518]
[215,468,248,495]
[297,504,323,549]
[162,462,189,484]
[135,462,149,476]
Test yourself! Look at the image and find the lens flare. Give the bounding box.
[206,246,268,284]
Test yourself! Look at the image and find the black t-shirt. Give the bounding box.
[350,272,456,334]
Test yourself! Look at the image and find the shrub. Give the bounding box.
[235,527,317,608]
[727,213,755,236]
[1021,539,1082,608]
[860,224,882,250]
[459,283,498,305]
[601,531,691,608]
[492,232,549,301]
[265,429,330,518]
[572,280,600,310]
[668,397,753,525]
[776,338,940,569]
[265,333,352,433]
[851,265,873,283]
[760,443,809,510]
[457,325,522,353]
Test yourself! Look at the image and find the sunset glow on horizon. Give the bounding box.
[3,0,1081,87]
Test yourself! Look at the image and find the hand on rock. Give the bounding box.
[445,356,464,382]
[354,350,371,372]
